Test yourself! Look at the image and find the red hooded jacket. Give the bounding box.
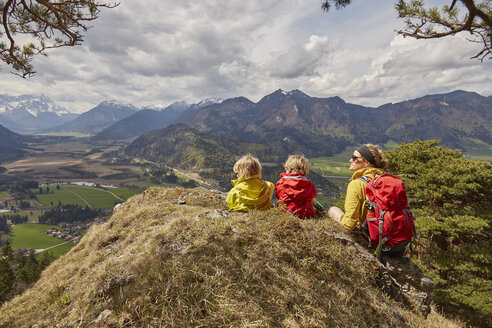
[275,173,317,218]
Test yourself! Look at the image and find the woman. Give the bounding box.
[329,144,414,258]
[328,144,387,230]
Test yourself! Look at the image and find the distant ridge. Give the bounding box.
[93,108,182,142]
[49,101,139,134]
[1,89,489,153]
[93,98,223,141]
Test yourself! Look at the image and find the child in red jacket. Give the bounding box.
[275,155,325,218]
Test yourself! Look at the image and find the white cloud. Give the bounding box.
[266,35,333,78]
[0,0,489,113]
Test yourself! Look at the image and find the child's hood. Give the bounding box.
[276,173,316,200]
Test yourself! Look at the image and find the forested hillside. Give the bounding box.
[124,123,338,194]
[385,140,492,327]
[125,123,286,169]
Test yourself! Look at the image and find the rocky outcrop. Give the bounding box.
[328,231,434,317]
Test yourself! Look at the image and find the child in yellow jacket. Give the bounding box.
[226,154,274,211]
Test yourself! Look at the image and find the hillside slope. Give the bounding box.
[377,90,492,147]
[0,124,26,162]
[0,187,459,327]
[93,108,182,142]
[124,123,286,169]
[176,91,358,156]
[123,124,337,194]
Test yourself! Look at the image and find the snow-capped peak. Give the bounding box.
[142,104,166,111]
[163,101,191,112]
[287,89,308,97]
[0,94,71,117]
[194,97,223,108]
[100,99,134,107]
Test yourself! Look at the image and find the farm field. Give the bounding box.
[35,184,138,208]
[0,191,10,199]
[460,138,492,162]
[10,223,75,258]
[41,242,75,258]
[309,147,353,178]
[110,187,140,200]
[3,137,143,186]
[11,223,61,249]
[25,210,44,223]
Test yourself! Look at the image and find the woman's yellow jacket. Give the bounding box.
[341,167,384,230]
[226,175,274,212]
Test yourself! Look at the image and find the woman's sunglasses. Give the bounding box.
[351,155,362,161]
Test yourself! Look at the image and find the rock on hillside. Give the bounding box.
[0,187,457,328]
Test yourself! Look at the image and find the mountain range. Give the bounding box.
[0,94,226,136]
[172,89,492,156]
[0,90,490,158]
[93,98,222,141]
[103,89,490,158]
[0,94,77,132]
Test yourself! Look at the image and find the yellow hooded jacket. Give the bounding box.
[341,167,384,230]
[226,175,274,211]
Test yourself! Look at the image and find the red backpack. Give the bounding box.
[359,174,415,259]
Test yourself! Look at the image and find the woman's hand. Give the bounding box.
[328,206,344,222]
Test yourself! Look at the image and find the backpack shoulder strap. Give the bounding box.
[357,175,372,247]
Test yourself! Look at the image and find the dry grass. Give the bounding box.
[0,187,462,328]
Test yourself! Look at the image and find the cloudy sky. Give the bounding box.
[0,0,490,113]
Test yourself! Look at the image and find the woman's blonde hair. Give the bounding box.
[233,154,262,178]
[284,155,309,174]
[367,144,388,169]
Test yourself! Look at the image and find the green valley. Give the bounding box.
[35,184,136,209]
[10,223,75,258]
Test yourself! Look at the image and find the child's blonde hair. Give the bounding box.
[284,155,309,174]
[233,154,262,178]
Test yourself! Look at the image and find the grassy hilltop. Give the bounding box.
[0,187,459,328]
